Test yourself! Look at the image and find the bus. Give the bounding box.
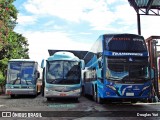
[83,33,152,103]
[41,51,85,101]
[5,59,41,98]
[158,57,160,94]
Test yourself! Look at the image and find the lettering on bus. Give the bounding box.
[133,38,144,42]
[112,38,130,40]
[112,52,143,56]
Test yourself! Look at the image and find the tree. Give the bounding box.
[0,0,17,50]
[0,0,29,93]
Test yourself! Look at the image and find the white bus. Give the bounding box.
[41,51,85,101]
[5,59,41,98]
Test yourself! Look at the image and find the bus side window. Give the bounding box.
[98,61,101,68]
[98,59,103,68]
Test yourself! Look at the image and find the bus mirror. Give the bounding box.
[36,72,40,79]
[41,59,45,68]
[80,60,85,70]
[98,61,102,68]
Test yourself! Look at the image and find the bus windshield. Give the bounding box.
[47,61,81,84]
[105,57,150,82]
[104,34,147,52]
[7,62,35,85]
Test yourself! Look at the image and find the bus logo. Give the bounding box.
[129,58,133,61]
[61,86,67,92]
[2,112,11,117]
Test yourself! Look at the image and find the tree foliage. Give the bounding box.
[0,0,29,92]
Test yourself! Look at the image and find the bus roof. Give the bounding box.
[47,51,80,61]
[48,49,88,60]
[101,33,143,37]
[9,59,38,63]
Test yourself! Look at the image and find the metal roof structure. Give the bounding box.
[128,0,160,35]
[128,0,160,15]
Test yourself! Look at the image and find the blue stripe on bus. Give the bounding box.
[104,51,148,57]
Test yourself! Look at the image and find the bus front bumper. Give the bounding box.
[44,90,81,98]
[5,89,37,95]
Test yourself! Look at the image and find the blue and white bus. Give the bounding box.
[5,59,41,98]
[41,51,85,101]
[83,33,152,103]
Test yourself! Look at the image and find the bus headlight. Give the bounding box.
[106,85,116,91]
[73,89,81,93]
[45,88,49,92]
[45,88,52,92]
[7,86,12,89]
[28,86,34,89]
[142,85,150,91]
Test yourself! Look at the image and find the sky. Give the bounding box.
[13,0,160,65]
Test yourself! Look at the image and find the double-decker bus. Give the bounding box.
[41,51,85,101]
[5,59,41,98]
[83,33,152,103]
[158,57,160,94]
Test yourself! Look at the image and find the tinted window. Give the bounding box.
[104,34,147,52]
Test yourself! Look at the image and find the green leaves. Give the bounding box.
[0,0,29,87]
[0,71,5,85]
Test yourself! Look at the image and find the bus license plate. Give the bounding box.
[60,93,66,96]
[126,93,134,96]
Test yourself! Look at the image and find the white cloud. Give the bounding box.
[141,16,160,38]
[23,31,91,64]
[44,21,55,27]
[114,4,137,25]
[14,0,160,66]
[23,0,93,22]
[22,0,121,29]
[16,14,37,25]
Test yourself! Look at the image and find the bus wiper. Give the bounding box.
[24,80,28,85]
[12,79,19,85]
[50,78,63,83]
[107,76,122,81]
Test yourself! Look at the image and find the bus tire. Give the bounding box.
[82,85,85,96]
[10,95,15,98]
[131,100,137,103]
[148,98,153,103]
[47,98,52,101]
[92,85,97,101]
[75,98,79,102]
[97,93,103,104]
[35,87,38,96]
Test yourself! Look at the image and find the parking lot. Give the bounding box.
[0,94,160,120]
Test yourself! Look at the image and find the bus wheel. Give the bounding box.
[82,86,85,96]
[10,95,15,98]
[148,98,153,103]
[75,98,79,102]
[93,90,97,102]
[97,93,103,104]
[47,98,52,101]
[131,100,137,103]
[92,86,97,101]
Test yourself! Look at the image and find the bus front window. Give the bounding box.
[47,61,81,84]
[129,65,149,80]
[106,62,129,81]
[105,57,150,82]
[8,62,35,85]
[8,62,21,84]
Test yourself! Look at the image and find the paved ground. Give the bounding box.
[0,94,160,120]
